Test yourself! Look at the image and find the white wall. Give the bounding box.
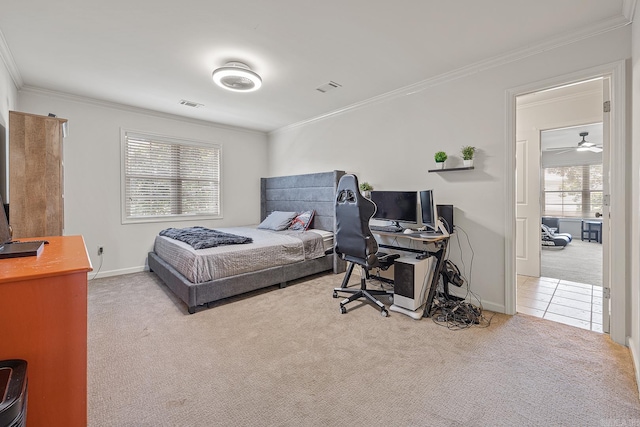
[0,55,18,202]
[17,90,268,276]
[268,27,632,314]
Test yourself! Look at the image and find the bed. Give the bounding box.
[148,170,346,313]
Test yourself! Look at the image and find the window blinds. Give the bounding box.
[123,132,220,220]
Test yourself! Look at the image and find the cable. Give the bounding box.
[429,224,493,329]
[89,253,104,281]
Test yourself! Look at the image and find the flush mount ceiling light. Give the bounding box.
[212,61,262,92]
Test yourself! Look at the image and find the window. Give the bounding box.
[542,165,602,218]
[122,130,221,223]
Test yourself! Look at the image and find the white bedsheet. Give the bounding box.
[154,226,330,283]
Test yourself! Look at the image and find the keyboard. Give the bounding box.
[370,225,403,233]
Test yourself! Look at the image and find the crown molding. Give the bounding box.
[19,85,266,136]
[271,12,632,135]
[0,29,23,89]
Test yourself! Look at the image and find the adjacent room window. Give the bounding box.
[121,130,221,223]
[542,165,602,218]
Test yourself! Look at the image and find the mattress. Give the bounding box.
[311,228,334,253]
[153,226,330,283]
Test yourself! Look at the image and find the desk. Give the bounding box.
[371,230,450,316]
[0,235,92,427]
[582,221,602,243]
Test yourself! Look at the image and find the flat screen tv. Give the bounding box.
[370,191,417,227]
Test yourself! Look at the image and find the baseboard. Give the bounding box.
[446,288,505,314]
[627,336,640,399]
[89,265,147,280]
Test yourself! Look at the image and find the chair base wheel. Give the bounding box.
[381,308,389,317]
[340,306,347,314]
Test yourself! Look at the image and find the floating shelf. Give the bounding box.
[428,166,475,173]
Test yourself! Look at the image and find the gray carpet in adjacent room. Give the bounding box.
[88,271,639,426]
[542,238,602,286]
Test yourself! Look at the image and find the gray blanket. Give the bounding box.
[159,226,253,250]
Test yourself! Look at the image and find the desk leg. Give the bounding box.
[423,247,446,317]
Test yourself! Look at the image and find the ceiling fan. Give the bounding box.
[548,131,603,154]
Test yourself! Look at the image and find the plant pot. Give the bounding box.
[435,162,445,169]
[463,159,474,167]
[361,190,370,198]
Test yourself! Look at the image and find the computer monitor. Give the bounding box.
[370,191,418,227]
[419,190,439,232]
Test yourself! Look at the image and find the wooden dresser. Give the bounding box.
[0,235,92,427]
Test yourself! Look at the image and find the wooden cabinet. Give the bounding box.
[0,235,92,427]
[9,111,67,238]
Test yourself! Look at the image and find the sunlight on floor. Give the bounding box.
[517,275,603,333]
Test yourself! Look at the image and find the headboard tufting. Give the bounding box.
[260,170,346,232]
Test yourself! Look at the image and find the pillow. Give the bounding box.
[257,211,298,231]
[289,210,315,231]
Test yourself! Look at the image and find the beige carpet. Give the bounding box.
[88,272,640,426]
[542,238,602,287]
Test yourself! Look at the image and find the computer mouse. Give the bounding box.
[403,228,414,234]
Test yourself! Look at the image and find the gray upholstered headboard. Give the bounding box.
[260,170,346,232]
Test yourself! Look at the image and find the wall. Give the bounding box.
[268,27,632,314]
[0,55,18,202]
[17,90,268,276]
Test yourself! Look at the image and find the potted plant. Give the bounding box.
[359,181,373,198]
[434,151,448,169]
[461,145,476,167]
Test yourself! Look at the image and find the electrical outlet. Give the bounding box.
[98,246,104,256]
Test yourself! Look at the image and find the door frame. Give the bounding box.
[504,60,626,345]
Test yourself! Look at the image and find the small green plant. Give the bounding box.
[359,182,373,192]
[434,151,448,163]
[461,146,476,160]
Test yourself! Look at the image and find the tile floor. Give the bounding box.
[517,275,603,333]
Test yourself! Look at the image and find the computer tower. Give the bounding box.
[437,204,454,234]
[393,256,436,311]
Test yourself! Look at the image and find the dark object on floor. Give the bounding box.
[0,359,28,427]
[541,224,572,247]
[333,174,399,317]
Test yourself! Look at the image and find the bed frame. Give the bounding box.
[148,170,346,313]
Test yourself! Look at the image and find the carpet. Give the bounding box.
[88,271,639,426]
[542,238,602,286]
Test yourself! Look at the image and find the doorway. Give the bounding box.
[505,60,627,345]
[515,80,605,332]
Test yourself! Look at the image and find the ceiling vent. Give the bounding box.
[179,99,204,108]
[316,81,342,93]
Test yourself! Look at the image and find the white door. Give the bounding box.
[515,131,541,277]
[601,77,611,333]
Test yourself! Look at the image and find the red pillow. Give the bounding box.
[289,210,315,231]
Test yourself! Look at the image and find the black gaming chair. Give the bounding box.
[332,174,399,316]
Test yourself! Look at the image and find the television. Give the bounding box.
[370,191,418,227]
[419,190,439,233]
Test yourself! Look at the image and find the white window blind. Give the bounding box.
[122,131,221,222]
[542,164,602,218]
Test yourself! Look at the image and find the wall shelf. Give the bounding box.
[428,166,474,173]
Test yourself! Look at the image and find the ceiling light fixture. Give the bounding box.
[212,61,262,92]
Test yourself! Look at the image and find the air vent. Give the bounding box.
[179,99,204,108]
[316,81,342,93]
